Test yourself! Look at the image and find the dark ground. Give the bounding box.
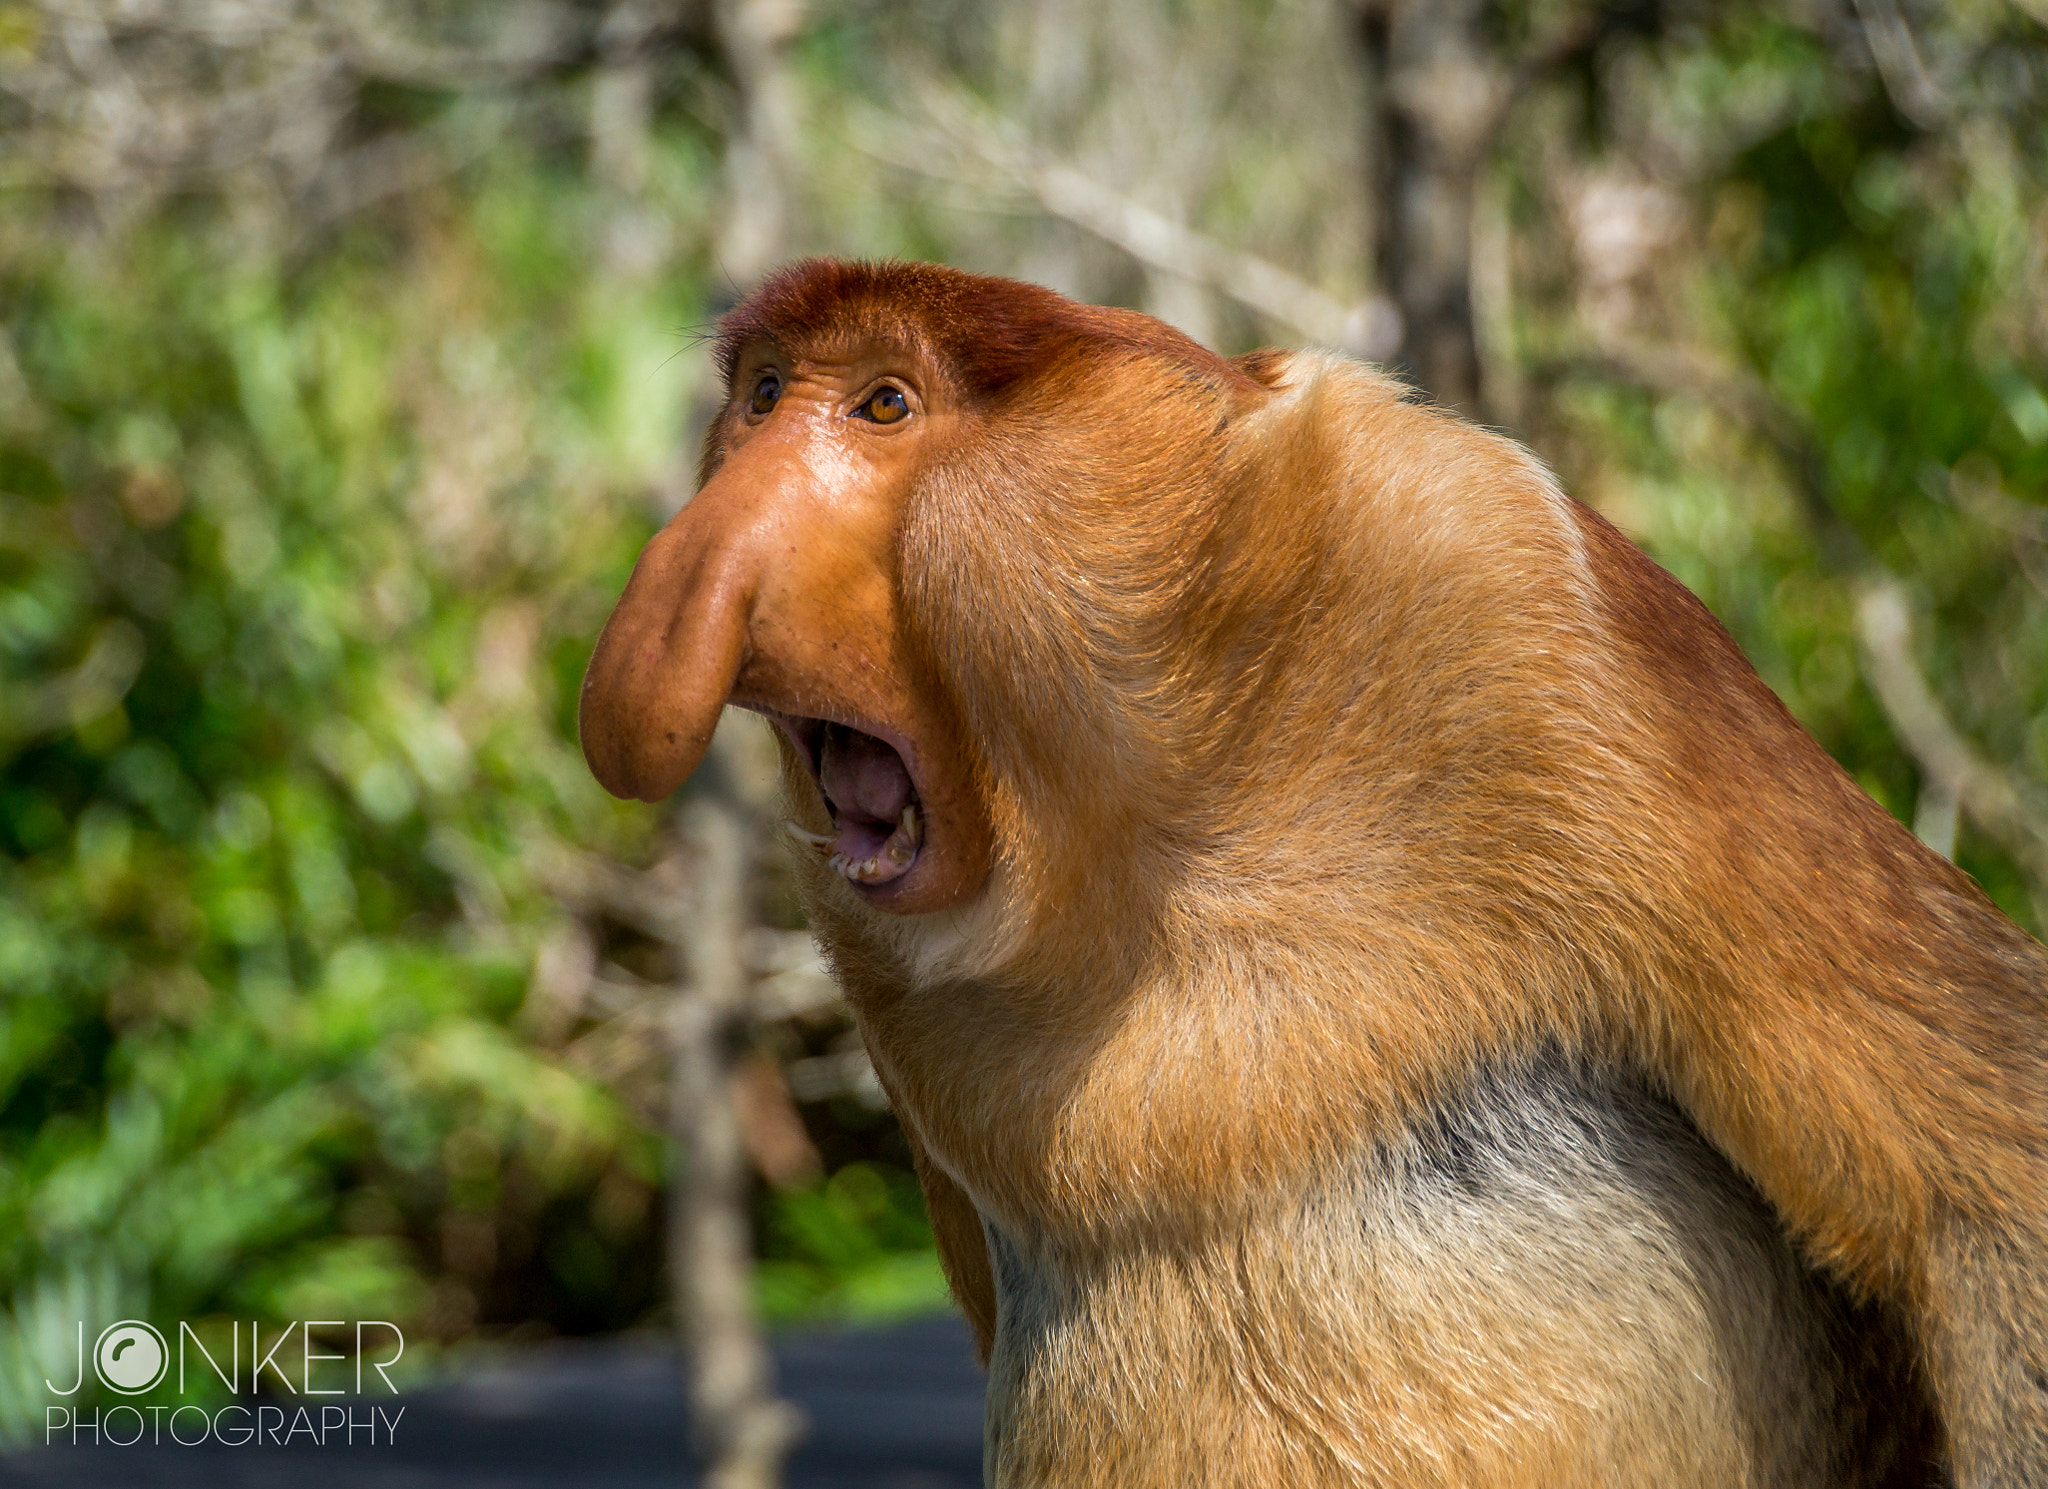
[0,1315,984,1488]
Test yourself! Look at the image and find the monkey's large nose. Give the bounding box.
[581,413,835,802]
[579,516,754,802]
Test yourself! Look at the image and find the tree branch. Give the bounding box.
[1547,336,2048,916]
[1022,161,1401,359]
[1850,0,1949,129]
[890,85,1399,358]
[669,789,805,1489]
[1855,581,2048,897]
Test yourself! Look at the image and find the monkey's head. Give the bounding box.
[581,262,1291,925]
[581,259,1609,998]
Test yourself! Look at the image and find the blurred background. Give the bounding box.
[0,0,2045,1475]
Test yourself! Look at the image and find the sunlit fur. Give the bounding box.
[670,261,2048,1485]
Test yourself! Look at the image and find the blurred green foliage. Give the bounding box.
[0,153,703,1426]
[756,1163,949,1325]
[1514,2,2048,932]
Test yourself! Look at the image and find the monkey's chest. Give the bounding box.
[974,1070,1861,1489]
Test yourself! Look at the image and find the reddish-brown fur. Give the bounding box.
[581,259,2048,1486]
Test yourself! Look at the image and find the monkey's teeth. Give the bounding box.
[882,804,921,868]
[825,804,922,886]
[784,821,834,854]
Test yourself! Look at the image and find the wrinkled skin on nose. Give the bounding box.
[577,373,992,915]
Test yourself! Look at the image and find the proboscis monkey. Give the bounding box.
[580,259,2048,1487]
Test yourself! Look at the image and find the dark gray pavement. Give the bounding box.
[0,1315,984,1488]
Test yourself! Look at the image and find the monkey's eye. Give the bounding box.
[748,374,782,417]
[854,385,910,425]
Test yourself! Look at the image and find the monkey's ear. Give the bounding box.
[1230,348,1295,388]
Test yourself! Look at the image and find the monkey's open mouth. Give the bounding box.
[775,717,924,888]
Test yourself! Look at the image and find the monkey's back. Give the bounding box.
[979,1060,1940,1489]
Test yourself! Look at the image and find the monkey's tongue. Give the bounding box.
[820,725,913,822]
[816,724,921,885]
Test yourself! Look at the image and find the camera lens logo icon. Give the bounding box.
[94,1322,168,1394]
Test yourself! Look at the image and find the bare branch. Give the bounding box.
[1540,336,1862,567]
[317,1,588,88]
[711,0,807,288]
[527,838,691,945]
[669,791,806,1489]
[1855,581,2048,896]
[1851,0,1949,128]
[306,107,511,224]
[890,85,1399,359]
[0,1,705,229]
[1546,335,2048,919]
[1939,463,2048,544]
[1025,161,1402,359]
